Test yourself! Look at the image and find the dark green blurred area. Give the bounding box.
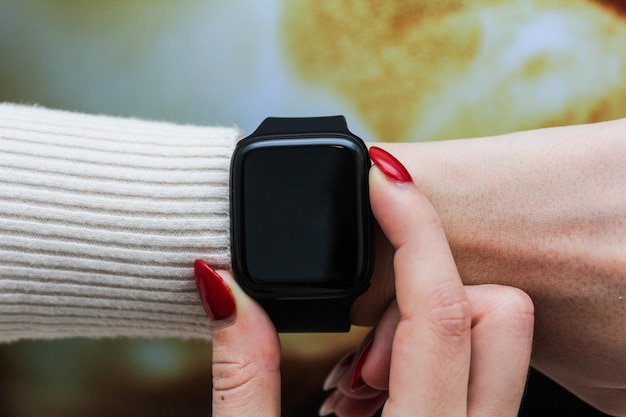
[0,334,361,416]
[0,339,214,416]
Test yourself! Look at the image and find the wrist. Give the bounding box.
[350,135,533,324]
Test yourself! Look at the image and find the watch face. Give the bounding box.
[231,136,372,297]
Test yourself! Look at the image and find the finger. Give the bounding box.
[369,147,465,319]
[333,331,382,400]
[369,147,471,416]
[323,304,399,416]
[360,299,400,390]
[194,260,281,417]
[332,286,534,417]
[465,285,534,417]
[320,389,388,417]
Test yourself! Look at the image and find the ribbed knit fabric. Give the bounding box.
[0,103,238,342]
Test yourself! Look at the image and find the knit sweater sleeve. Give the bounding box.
[0,103,238,342]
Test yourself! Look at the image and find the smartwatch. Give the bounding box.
[230,116,374,332]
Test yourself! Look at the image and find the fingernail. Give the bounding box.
[323,352,355,391]
[194,259,235,322]
[350,340,373,391]
[369,146,413,183]
[319,389,342,416]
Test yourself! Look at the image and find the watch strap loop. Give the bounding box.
[253,116,349,136]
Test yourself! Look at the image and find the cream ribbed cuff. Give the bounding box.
[0,103,238,342]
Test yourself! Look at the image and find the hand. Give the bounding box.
[320,147,534,416]
[193,146,534,417]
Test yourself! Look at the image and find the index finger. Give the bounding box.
[368,147,471,416]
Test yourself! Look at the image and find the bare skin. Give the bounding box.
[351,118,626,415]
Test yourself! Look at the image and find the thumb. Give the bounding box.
[194,260,281,417]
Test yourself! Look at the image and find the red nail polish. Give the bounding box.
[194,259,235,321]
[369,146,413,183]
[350,341,372,391]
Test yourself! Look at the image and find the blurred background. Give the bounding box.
[1,0,625,415]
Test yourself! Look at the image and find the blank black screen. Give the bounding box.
[242,145,358,284]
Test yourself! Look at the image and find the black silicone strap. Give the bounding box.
[253,116,350,137]
[258,297,352,333]
[250,116,356,333]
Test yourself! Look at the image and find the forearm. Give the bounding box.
[0,104,238,342]
[354,119,626,406]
